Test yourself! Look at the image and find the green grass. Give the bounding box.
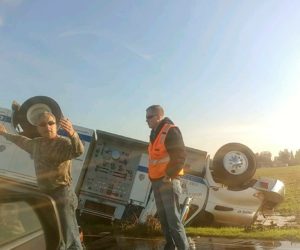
[186,226,300,242]
[84,220,300,242]
[254,165,300,215]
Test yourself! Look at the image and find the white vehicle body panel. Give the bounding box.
[0,104,285,227]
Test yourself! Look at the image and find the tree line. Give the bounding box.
[255,149,300,167]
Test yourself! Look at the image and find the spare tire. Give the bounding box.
[212,143,256,188]
[12,96,62,138]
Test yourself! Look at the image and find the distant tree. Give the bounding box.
[289,151,296,166]
[277,149,291,165]
[295,150,300,165]
[256,151,272,167]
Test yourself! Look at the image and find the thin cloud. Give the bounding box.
[58,28,153,61]
[0,0,23,6]
[59,30,99,38]
[0,16,3,27]
[122,43,153,60]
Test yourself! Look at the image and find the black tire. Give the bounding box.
[212,143,256,188]
[12,96,62,138]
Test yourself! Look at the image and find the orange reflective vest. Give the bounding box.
[148,123,184,179]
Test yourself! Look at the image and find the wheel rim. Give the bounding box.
[26,103,52,125]
[222,151,249,175]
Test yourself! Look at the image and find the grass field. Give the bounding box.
[254,165,300,215]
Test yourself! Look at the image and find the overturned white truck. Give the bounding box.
[0,96,285,227]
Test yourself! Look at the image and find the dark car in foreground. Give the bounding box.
[0,171,61,250]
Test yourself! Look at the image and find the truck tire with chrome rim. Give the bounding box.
[212,143,256,188]
[12,96,62,138]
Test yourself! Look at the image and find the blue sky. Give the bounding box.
[1,0,299,157]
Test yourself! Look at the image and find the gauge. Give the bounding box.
[111,150,121,160]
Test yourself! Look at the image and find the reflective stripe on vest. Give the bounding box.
[148,156,170,165]
[148,123,184,179]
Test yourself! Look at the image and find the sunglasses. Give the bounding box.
[146,114,157,120]
[38,121,56,127]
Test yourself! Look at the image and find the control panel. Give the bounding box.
[80,130,148,205]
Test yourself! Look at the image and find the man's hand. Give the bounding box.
[0,124,7,135]
[162,175,172,183]
[60,118,75,137]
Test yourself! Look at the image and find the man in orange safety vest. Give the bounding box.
[146,105,189,250]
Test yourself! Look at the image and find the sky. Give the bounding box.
[0,0,300,158]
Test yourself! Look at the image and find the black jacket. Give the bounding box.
[150,117,186,179]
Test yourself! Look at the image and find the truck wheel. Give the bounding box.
[12,96,62,138]
[212,143,256,188]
